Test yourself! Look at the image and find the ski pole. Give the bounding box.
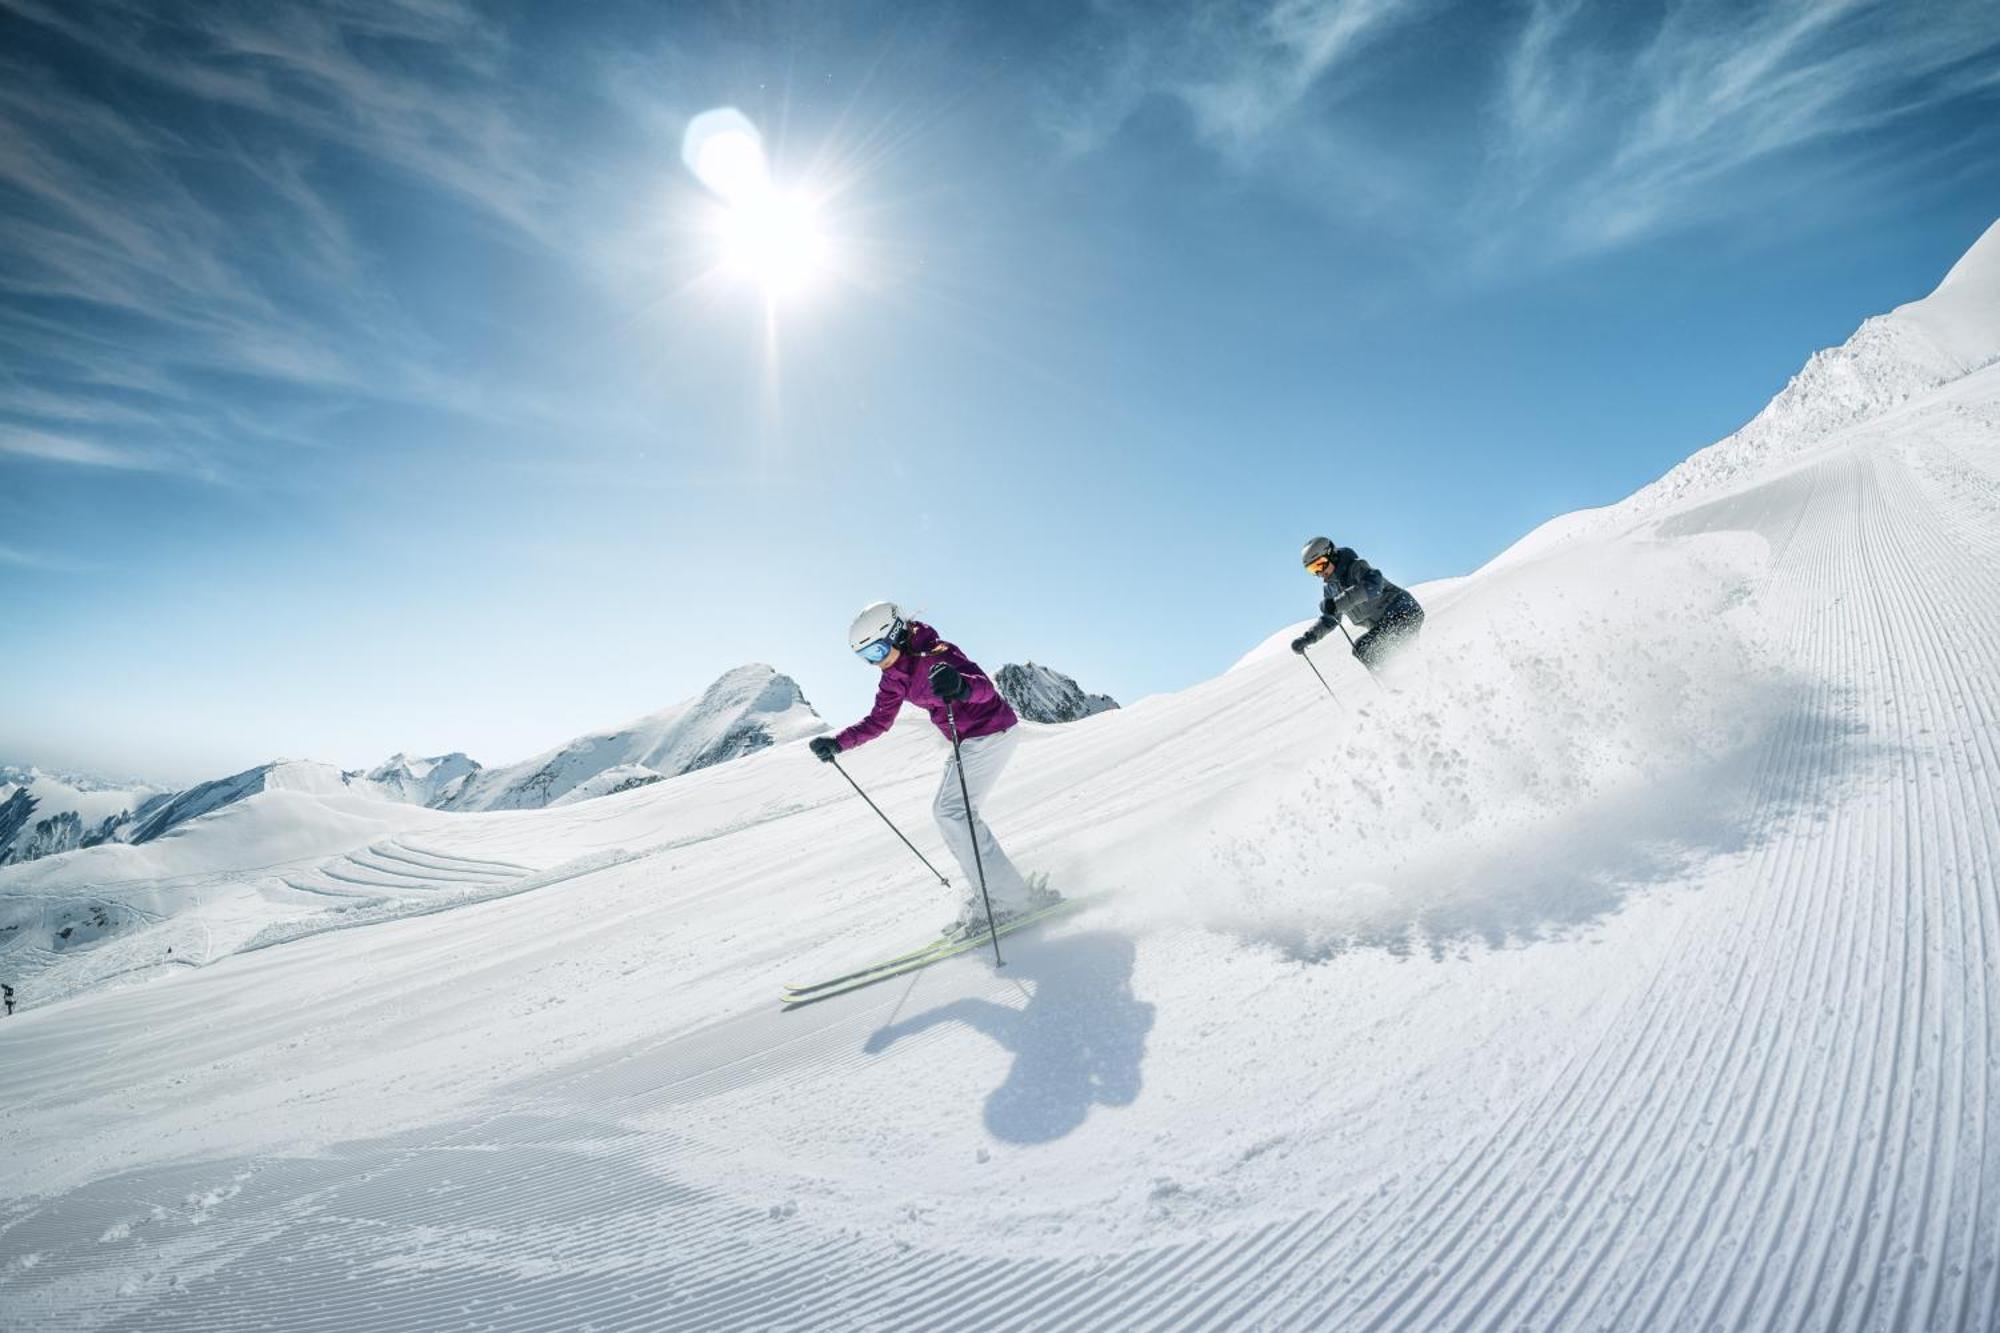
[825,754,952,889]
[1300,649,1343,707]
[945,703,1005,969]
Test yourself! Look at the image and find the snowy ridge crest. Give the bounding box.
[129,759,361,843]
[1630,219,2000,515]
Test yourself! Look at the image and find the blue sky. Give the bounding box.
[4,0,1997,784]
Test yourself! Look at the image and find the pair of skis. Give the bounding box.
[781,897,1083,1008]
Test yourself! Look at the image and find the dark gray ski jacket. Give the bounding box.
[1301,547,1414,642]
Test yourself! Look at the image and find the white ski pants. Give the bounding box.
[934,727,1030,912]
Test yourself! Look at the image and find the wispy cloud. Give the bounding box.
[1493,0,2000,253]
[0,0,555,483]
[1,0,546,231]
[0,428,166,471]
[1183,0,1426,145]
[1057,0,2000,261]
[1051,0,1433,156]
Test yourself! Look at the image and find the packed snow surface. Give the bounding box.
[2,225,1998,1330]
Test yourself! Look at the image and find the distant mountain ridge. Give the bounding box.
[0,764,155,795]
[441,664,823,812]
[0,767,171,866]
[2,666,821,866]
[4,659,1107,866]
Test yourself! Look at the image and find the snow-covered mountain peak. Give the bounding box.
[367,752,420,777]
[440,664,823,813]
[996,662,1120,724]
[605,663,818,768]
[686,662,813,724]
[360,751,481,807]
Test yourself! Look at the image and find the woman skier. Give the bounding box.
[808,602,1053,939]
[1291,535,1425,671]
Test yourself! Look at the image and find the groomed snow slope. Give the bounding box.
[3,267,1998,1329]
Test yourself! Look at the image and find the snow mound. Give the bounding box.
[441,664,823,812]
[996,662,1119,724]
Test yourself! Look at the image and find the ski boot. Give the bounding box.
[942,899,1034,944]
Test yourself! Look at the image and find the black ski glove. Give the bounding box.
[808,736,841,762]
[928,662,968,701]
[1290,634,1313,655]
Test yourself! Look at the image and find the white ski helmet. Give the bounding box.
[848,600,907,662]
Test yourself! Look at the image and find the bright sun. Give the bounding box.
[718,190,830,297]
[683,109,832,300]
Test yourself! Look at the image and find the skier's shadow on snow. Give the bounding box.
[863,931,1154,1145]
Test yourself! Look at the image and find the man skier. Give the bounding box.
[1291,536,1425,672]
[809,602,1053,939]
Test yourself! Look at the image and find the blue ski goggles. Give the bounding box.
[855,636,896,664]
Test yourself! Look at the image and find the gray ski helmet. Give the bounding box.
[1301,536,1335,571]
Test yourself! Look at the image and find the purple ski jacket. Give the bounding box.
[833,621,1018,751]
